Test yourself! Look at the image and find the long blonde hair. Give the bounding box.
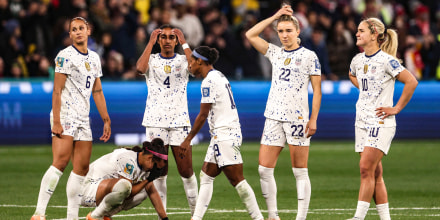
[277,15,301,45]
[363,17,398,59]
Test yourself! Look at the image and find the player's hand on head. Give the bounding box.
[274,4,293,19]
[149,29,162,45]
[172,28,185,44]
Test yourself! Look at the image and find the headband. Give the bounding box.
[146,149,168,160]
[192,50,209,61]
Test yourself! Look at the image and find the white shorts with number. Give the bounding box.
[355,126,396,155]
[261,118,311,147]
[145,126,190,146]
[205,134,243,168]
[80,178,102,207]
[50,117,92,141]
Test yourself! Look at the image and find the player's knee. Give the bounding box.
[359,164,374,179]
[113,179,132,199]
[374,167,383,179]
[200,171,215,185]
[258,165,274,179]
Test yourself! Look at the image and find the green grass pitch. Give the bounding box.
[0,140,439,219]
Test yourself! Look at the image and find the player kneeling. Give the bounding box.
[81,139,169,220]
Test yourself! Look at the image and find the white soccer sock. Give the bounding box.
[354,201,370,220]
[153,175,167,213]
[258,165,279,219]
[91,179,132,219]
[34,165,63,216]
[376,203,391,220]
[106,188,149,217]
[235,180,264,220]
[66,171,85,220]
[292,168,311,220]
[181,173,198,215]
[192,171,215,220]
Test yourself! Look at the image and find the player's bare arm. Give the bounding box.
[51,72,67,136]
[136,29,162,75]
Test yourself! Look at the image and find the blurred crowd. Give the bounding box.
[0,0,439,81]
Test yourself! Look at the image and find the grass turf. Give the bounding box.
[0,140,439,219]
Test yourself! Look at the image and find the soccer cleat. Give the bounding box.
[86,212,112,220]
[30,215,46,220]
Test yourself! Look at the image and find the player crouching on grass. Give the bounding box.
[82,139,169,220]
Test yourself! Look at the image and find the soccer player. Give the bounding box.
[245,5,322,220]
[83,139,168,220]
[31,17,111,220]
[180,46,264,220]
[347,18,418,220]
[135,25,198,215]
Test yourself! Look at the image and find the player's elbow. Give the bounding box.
[135,63,147,75]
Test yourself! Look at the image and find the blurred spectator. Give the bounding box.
[236,26,262,79]
[110,2,138,69]
[303,26,335,80]
[202,18,238,78]
[103,50,124,80]
[170,0,204,48]
[146,7,161,34]
[10,61,23,79]
[231,0,259,26]
[0,57,4,78]
[327,19,354,80]
[408,4,439,79]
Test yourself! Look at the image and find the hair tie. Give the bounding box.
[192,50,209,61]
[146,149,168,160]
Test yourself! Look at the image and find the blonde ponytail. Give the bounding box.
[363,18,399,59]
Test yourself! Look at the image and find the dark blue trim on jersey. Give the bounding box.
[71,45,88,56]
[365,49,381,58]
[159,53,177,59]
[284,46,302,53]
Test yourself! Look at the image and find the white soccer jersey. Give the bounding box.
[350,50,405,128]
[264,43,321,122]
[201,70,241,140]
[142,53,191,128]
[50,45,102,124]
[85,148,150,184]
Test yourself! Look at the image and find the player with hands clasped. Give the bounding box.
[347,18,418,220]
[82,139,169,220]
[136,24,198,216]
[245,4,322,220]
[181,46,264,220]
[31,17,111,220]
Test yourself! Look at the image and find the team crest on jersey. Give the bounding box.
[64,122,71,130]
[363,64,368,74]
[202,87,210,97]
[295,58,301,66]
[85,62,91,71]
[56,57,65,67]
[315,59,321,70]
[284,58,291,65]
[124,163,134,175]
[164,65,171,74]
[389,59,400,69]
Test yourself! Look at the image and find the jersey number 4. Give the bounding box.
[164,76,170,88]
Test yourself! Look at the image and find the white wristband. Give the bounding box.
[182,43,190,50]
